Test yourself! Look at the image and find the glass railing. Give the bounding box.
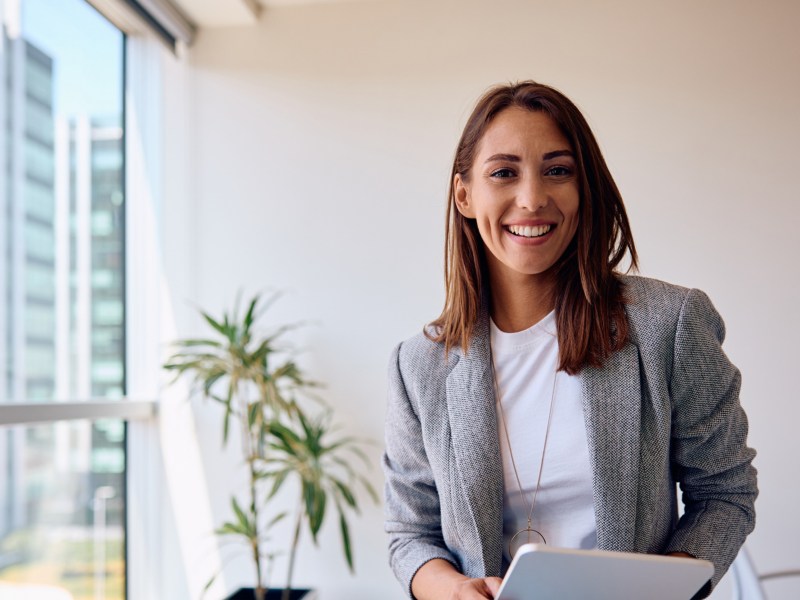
[0,419,125,600]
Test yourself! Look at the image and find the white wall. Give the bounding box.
[161,0,800,598]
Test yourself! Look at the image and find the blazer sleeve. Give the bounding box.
[383,342,459,598]
[664,288,758,593]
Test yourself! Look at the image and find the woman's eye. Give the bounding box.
[545,165,572,177]
[490,168,515,178]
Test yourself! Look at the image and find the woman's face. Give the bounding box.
[454,107,580,283]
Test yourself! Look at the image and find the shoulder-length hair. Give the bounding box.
[428,81,638,375]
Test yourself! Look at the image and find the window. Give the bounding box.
[0,420,127,597]
[0,1,145,598]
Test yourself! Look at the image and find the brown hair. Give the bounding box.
[428,81,638,374]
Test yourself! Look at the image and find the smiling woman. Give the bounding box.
[453,108,581,331]
[432,83,636,375]
[382,81,757,600]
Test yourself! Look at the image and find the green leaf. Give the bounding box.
[215,522,248,536]
[330,456,357,480]
[325,436,356,454]
[270,421,302,449]
[247,402,260,429]
[313,486,327,537]
[266,511,288,529]
[201,310,228,337]
[331,477,357,509]
[222,404,232,446]
[231,497,252,536]
[264,322,300,346]
[202,571,218,598]
[173,338,223,348]
[243,296,258,331]
[251,340,273,366]
[358,475,380,505]
[232,289,243,327]
[339,513,354,572]
[303,482,327,541]
[266,468,290,500]
[210,393,227,405]
[203,371,226,396]
[302,482,314,532]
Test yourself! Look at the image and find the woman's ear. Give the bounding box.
[454,174,475,218]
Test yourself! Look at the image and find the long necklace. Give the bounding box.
[491,351,558,558]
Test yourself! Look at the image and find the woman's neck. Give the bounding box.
[488,265,556,333]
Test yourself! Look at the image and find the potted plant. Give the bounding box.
[164,295,376,600]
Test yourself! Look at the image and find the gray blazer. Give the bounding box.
[383,275,757,598]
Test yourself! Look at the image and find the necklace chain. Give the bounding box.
[491,347,559,555]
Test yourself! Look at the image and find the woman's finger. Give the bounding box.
[452,578,500,599]
[483,577,503,596]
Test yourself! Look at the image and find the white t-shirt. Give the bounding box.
[490,310,597,563]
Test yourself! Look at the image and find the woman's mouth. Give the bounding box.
[505,224,554,238]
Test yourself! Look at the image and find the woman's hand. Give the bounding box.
[411,559,503,599]
[446,576,503,599]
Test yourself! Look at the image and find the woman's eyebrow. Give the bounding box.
[543,149,574,160]
[484,153,520,164]
[484,149,574,164]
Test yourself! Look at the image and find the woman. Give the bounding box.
[382,81,757,600]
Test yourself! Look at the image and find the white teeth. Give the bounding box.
[508,224,553,238]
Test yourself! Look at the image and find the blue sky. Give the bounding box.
[22,0,123,119]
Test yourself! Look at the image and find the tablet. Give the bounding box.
[496,544,714,600]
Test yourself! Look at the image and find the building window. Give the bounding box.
[1,1,127,598]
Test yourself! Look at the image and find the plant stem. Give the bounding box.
[251,461,264,600]
[250,460,264,600]
[235,382,266,599]
[245,415,265,600]
[283,509,303,600]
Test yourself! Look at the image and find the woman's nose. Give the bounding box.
[516,177,549,211]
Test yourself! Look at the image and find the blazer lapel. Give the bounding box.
[581,342,642,552]
[445,313,504,577]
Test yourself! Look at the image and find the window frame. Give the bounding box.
[0,3,165,597]
[121,27,165,600]
[0,401,155,424]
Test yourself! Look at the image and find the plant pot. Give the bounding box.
[225,589,318,600]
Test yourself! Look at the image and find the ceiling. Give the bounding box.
[171,0,388,28]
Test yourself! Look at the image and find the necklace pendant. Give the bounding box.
[508,526,547,558]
